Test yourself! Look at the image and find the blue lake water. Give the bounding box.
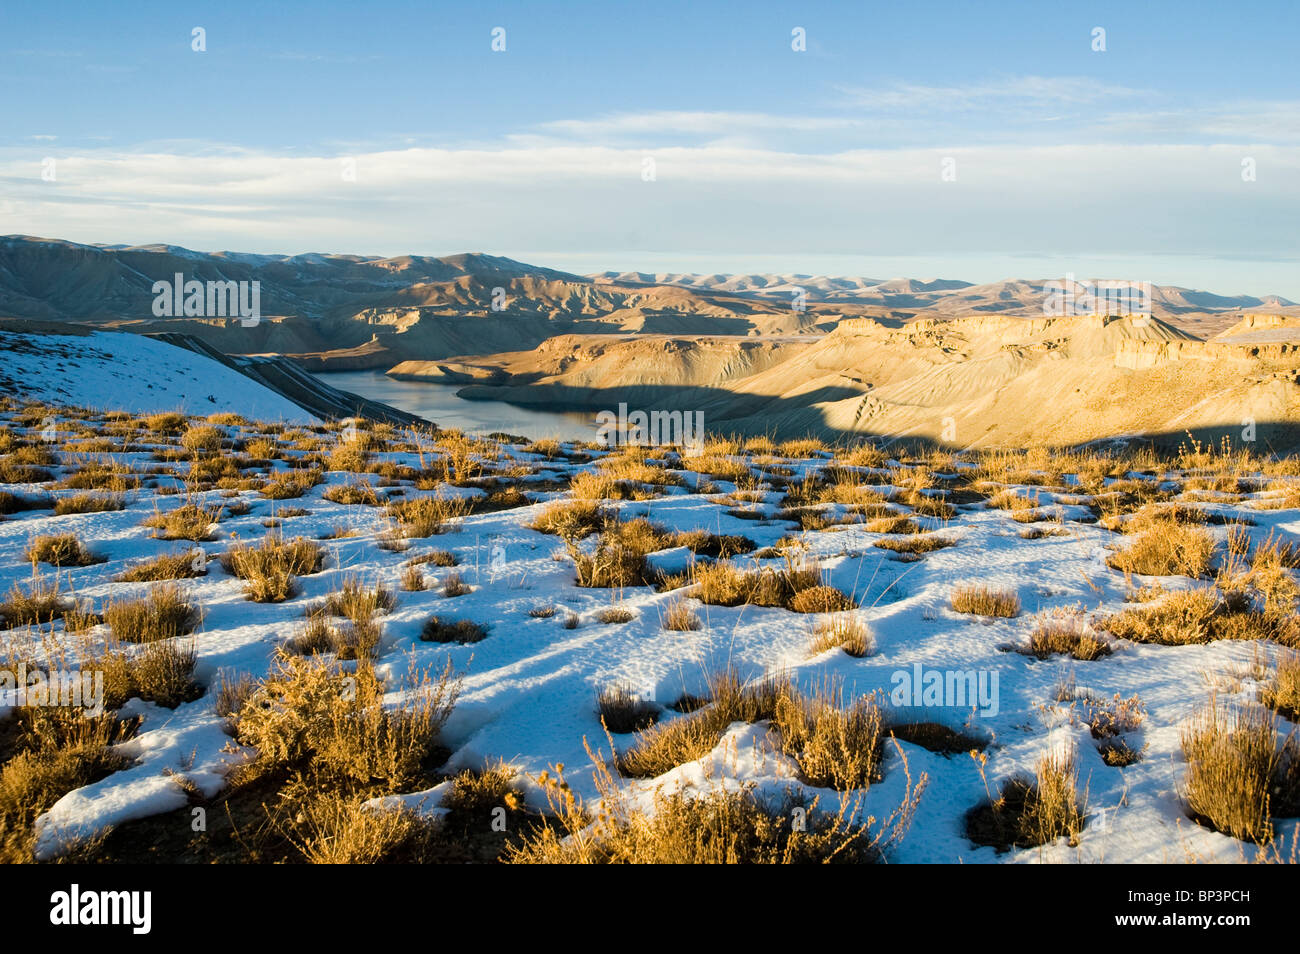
[317,370,597,441]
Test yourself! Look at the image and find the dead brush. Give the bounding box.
[0,575,69,629]
[773,682,886,790]
[102,583,201,643]
[1106,524,1215,578]
[1260,652,1300,721]
[950,585,1020,618]
[387,493,471,538]
[530,498,606,539]
[873,533,954,557]
[676,553,853,613]
[220,535,327,602]
[1180,702,1299,844]
[1101,586,1295,647]
[659,598,701,631]
[260,468,324,500]
[809,614,873,658]
[565,517,669,589]
[53,492,126,515]
[232,650,461,793]
[596,605,635,624]
[1023,606,1111,660]
[597,686,661,733]
[142,498,224,541]
[0,705,137,863]
[965,747,1086,851]
[286,793,448,864]
[617,670,787,778]
[322,480,382,506]
[441,572,471,597]
[420,616,489,644]
[509,738,924,864]
[94,638,202,709]
[24,533,101,567]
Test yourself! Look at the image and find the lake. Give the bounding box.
[317,370,597,441]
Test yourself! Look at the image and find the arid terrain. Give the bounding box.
[2,237,1299,866]
[1,396,1298,863]
[5,235,1300,452]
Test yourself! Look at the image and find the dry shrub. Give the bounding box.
[965,748,1085,851]
[1181,703,1299,844]
[864,515,921,534]
[142,500,224,541]
[773,684,885,790]
[1024,608,1111,660]
[660,599,701,631]
[116,551,206,582]
[53,493,125,515]
[597,686,661,733]
[232,650,460,793]
[441,572,471,597]
[790,585,856,614]
[950,585,1020,618]
[510,735,925,864]
[261,469,323,500]
[1106,524,1215,578]
[681,555,851,613]
[24,533,101,567]
[567,518,668,589]
[1101,587,1294,647]
[387,493,470,538]
[0,708,136,862]
[810,615,873,658]
[103,583,200,643]
[1261,652,1300,721]
[873,534,954,557]
[530,499,605,539]
[420,616,488,644]
[596,606,635,624]
[95,638,202,709]
[406,549,458,567]
[323,480,382,506]
[0,576,68,629]
[618,671,785,778]
[400,565,425,592]
[220,535,326,603]
[291,795,446,864]
[181,425,225,455]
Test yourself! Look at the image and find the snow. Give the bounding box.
[0,330,317,424]
[1,409,1297,863]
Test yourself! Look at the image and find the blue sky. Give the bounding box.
[2,0,1298,296]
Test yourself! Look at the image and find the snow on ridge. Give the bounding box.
[0,329,318,423]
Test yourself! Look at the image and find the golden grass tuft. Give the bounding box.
[809,614,873,657]
[1106,524,1215,578]
[102,583,201,643]
[950,585,1020,618]
[220,535,327,602]
[965,748,1085,852]
[24,533,101,567]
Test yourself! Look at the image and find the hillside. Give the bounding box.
[444,313,1300,451]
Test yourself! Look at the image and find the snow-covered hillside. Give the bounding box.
[1,404,1298,863]
[0,329,317,424]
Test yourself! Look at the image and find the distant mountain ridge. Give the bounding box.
[3,235,1298,372]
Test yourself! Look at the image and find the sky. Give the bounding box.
[2,0,1298,298]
